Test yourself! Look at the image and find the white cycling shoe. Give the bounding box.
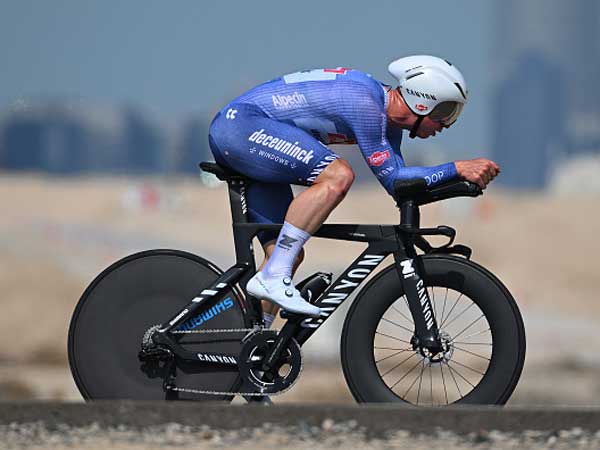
[246,272,322,318]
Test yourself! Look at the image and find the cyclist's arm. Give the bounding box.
[376,148,457,195]
[386,124,403,154]
[343,93,458,196]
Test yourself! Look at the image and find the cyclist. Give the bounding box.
[208,55,500,321]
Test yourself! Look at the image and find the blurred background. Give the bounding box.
[0,0,598,404]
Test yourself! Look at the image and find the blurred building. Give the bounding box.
[174,117,211,174]
[492,0,600,189]
[0,101,118,173]
[0,100,212,175]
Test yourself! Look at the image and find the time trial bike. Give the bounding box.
[68,161,526,405]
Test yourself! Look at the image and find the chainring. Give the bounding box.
[238,330,302,395]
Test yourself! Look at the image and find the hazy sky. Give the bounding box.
[0,0,492,157]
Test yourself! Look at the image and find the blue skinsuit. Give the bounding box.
[209,68,457,244]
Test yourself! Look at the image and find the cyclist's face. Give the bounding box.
[414,116,446,138]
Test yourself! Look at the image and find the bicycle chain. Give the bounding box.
[170,327,259,335]
[150,326,303,398]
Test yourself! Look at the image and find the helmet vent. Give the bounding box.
[444,59,453,66]
[406,72,424,80]
[454,82,467,100]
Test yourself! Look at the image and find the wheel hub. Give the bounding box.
[138,325,173,362]
[414,330,454,365]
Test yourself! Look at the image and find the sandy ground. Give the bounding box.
[0,173,599,405]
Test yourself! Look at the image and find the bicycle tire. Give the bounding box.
[68,249,247,401]
[341,255,525,405]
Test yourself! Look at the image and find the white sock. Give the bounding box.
[263,313,275,329]
[262,221,310,279]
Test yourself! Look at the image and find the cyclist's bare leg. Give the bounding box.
[286,158,355,233]
[257,158,354,315]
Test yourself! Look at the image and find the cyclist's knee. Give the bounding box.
[317,159,355,200]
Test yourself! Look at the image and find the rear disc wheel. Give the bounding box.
[68,249,247,401]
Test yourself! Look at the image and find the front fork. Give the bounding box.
[394,247,443,355]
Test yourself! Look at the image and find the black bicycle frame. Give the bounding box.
[155,172,445,364]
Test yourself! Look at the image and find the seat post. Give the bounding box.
[226,177,258,274]
[199,161,249,225]
[199,162,257,267]
[227,178,248,225]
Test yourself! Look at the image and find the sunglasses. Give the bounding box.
[428,101,464,126]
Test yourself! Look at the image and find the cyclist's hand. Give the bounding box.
[454,158,500,189]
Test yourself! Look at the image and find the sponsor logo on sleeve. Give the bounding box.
[415,104,428,111]
[377,166,395,178]
[367,150,391,167]
[424,170,445,185]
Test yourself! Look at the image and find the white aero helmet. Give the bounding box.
[388,55,468,131]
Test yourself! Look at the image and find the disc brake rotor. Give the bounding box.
[418,330,454,364]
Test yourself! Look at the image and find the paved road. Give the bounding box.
[1,402,599,434]
[2,403,600,449]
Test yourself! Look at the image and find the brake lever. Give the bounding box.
[464,181,483,196]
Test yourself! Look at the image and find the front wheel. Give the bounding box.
[341,255,525,405]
